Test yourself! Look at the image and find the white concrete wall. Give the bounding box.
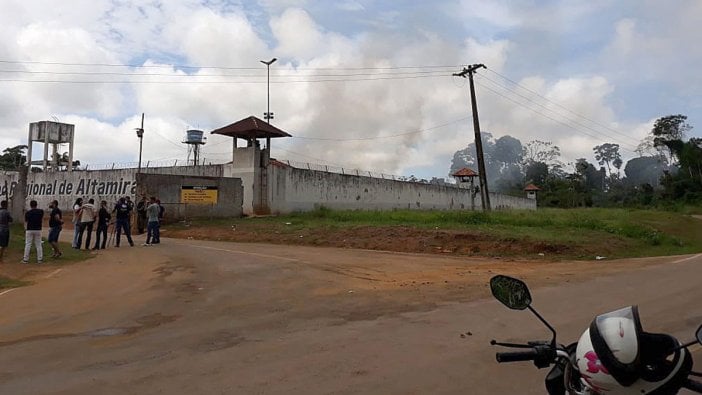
[0,162,535,218]
[0,165,224,214]
[222,162,255,215]
[0,171,20,199]
[268,166,535,213]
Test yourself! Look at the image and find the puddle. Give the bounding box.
[86,327,136,337]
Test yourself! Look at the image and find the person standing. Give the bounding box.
[0,200,12,262]
[113,197,134,247]
[93,200,111,250]
[77,198,97,250]
[136,195,147,235]
[47,200,63,258]
[71,198,83,249]
[23,200,44,264]
[154,199,164,244]
[144,197,160,246]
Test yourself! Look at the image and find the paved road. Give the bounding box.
[0,239,700,394]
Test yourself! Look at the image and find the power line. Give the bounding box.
[0,68,453,78]
[478,76,640,149]
[275,148,351,168]
[484,69,641,145]
[0,73,450,85]
[150,130,187,150]
[292,116,471,141]
[0,59,461,71]
[474,80,638,153]
[202,116,471,148]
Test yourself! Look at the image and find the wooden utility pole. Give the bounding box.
[454,64,491,211]
[136,113,144,174]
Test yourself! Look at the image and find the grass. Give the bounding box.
[0,223,93,289]
[0,276,29,289]
[174,207,702,259]
[4,224,91,263]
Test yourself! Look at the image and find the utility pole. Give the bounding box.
[135,113,144,174]
[454,64,491,211]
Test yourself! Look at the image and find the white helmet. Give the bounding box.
[575,306,692,394]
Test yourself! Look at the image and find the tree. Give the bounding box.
[593,143,622,176]
[678,138,702,183]
[56,152,81,171]
[575,158,605,192]
[524,161,548,185]
[0,145,28,170]
[624,156,666,187]
[449,133,532,193]
[492,135,523,166]
[651,114,692,164]
[522,140,561,166]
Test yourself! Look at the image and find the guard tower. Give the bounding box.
[452,167,478,189]
[183,129,207,166]
[452,167,480,211]
[211,116,291,215]
[27,121,75,172]
[524,184,540,200]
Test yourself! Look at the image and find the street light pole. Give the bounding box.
[260,58,277,124]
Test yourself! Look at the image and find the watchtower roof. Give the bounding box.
[452,167,478,177]
[210,116,292,139]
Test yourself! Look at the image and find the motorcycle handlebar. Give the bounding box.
[496,349,539,363]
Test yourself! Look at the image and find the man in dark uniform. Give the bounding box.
[136,195,147,234]
[112,197,134,247]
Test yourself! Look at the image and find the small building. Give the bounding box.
[524,183,540,200]
[451,167,478,189]
[452,167,480,210]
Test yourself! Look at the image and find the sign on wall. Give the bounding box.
[180,185,218,204]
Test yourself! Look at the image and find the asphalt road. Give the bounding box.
[0,238,700,394]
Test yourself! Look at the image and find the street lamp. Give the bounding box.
[260,58,277,124]
[135,113,144,174]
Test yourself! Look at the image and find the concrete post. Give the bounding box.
[11,166,27,223]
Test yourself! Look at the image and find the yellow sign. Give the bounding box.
[180,186,218,204]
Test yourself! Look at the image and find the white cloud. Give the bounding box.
[0,1,695,181]
[337,1,365,12]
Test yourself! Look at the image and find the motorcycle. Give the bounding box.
[489,275,702,394]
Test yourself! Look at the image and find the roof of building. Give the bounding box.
[210,116,292,139]
[524,183,541,191]
[452,167,478,177]
[268,159,290,168]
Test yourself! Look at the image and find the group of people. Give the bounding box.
[0,195,165,264]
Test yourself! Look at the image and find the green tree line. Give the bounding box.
[449,114,700,208]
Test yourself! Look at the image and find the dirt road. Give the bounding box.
[0,238,700,394]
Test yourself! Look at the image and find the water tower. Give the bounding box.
[27,121,75,172]
[183,129,206,166]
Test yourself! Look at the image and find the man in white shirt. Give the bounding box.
[76,198,97,250]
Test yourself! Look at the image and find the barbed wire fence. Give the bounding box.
[276,159,454,185]
[78,158,455,186]
[81,158,228,170]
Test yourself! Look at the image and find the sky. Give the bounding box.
[0,0,700,179]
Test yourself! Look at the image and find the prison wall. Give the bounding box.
[0,165,224,213]
[268,165,535,213]
[136,173,243,220]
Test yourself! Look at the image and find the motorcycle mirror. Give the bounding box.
[490,275,532,311]
[696,325,702,345]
